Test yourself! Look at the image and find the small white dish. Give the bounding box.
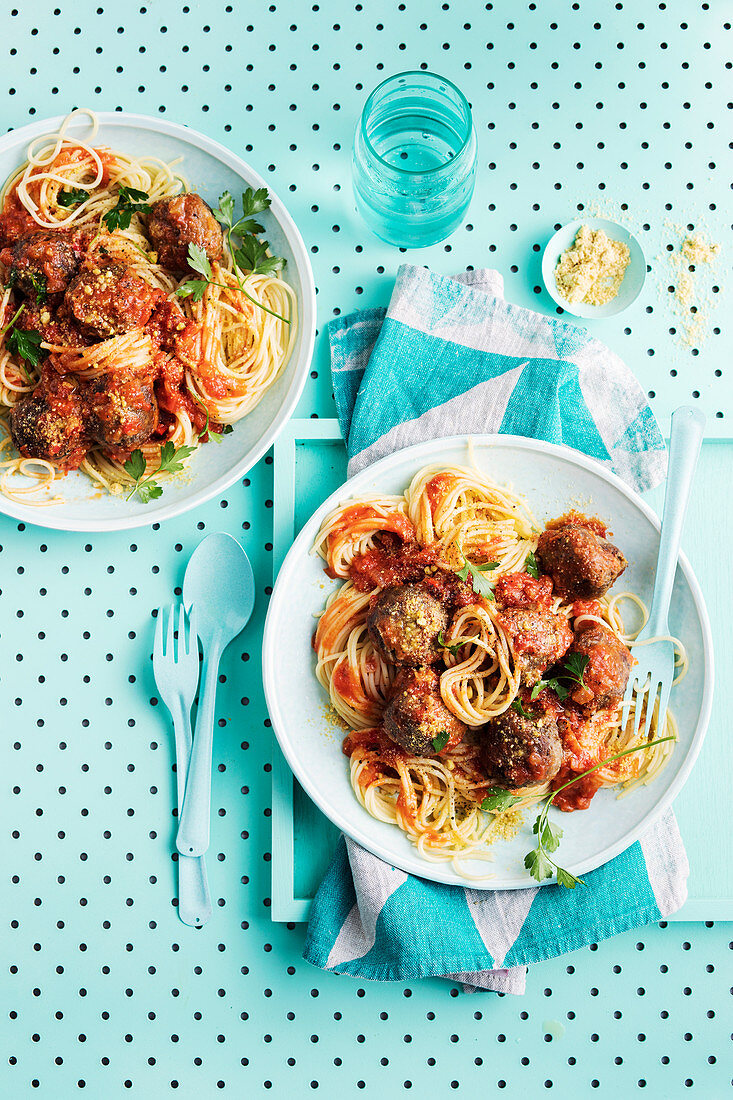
[542,216,646,320]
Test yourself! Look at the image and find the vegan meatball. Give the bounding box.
[499,608,573,686]
[367,584,449,667]
[536,524,627,600]
[83,372,158,450]
[10,368,86,467]
[481,706,562,789]
[567,622,633,713]
[4,230,80,297]
[65,264,160,339]
[384,665,467,756]
[146,194,223,274]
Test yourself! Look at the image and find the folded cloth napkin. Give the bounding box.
[303,265,688,994]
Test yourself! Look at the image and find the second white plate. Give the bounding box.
[263,435,713,890]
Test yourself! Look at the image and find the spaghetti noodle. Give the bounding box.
[0,109,298,505]
[311,461,685,877]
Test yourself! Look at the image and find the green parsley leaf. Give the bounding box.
[525,550,539,579]
[158,441,196,474]
[124,442,195,503]
[455,549,496,601]
[530,676,570,701]
[102,185,151,232]
[555,866,583,889]
[432,730,450,753]
[57,187,89,208]
[7,326,45,368]
[206,423,233,444]
[240,186,271,218]
[234,236,284,277]
[511,697,535,719]
[136,481,164,503]
[214,190,236,229]
[185,242,213,280]
[562,652,590,688]
[539,817,563,854]
[481,787,523,813]
[175,279,209,303]
[123,448,146,482]
[524,847,555,882]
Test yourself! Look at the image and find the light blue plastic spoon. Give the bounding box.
[177,533,255,859]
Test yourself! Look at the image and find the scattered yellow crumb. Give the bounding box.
[488,807,524,843]
[554,225,631,306]
[665,232,722,348]
[681,235,720,266]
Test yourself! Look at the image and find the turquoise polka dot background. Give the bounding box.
[1,1,731,1096]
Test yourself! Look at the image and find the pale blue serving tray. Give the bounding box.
[272,418,732,923]
[3,1,732,1095]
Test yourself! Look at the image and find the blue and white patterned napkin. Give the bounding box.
[303,265,688,994]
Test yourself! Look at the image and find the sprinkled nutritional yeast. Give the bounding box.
[555,225,631,306]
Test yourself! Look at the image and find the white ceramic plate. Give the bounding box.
[263,435,713,889]
[542,216,646,319]
[0,112,316,531]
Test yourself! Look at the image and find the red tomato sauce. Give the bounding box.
[495,571,553,610]
[425,473,456,513]
[349,538,438,592]
[0,186,38,245]
[331,659,364,709]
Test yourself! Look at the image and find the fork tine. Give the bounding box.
[178,602,187,659]
[657,678,673,737]
[641,680,660,742]
[630,678,646,743]
[154,605,165,658]
[620,681,635,734]
[167,601,177,661]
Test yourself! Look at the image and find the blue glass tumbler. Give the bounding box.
[352,70,478,248]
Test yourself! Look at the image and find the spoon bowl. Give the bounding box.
[177,533,256,858]
[183,532,256,642]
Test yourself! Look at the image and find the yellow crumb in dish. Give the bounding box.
[554,225,631,306]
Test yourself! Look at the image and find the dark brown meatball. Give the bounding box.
[384,666,466,756]
[536,524,627,600]
[10,369,87,467]
[567,623,633,713]
[481,707,562,789]
[82,373,158,450]
[65,264,160,339]
[5,231,80,297]
[147,194,223,274]
[367,584,448,667]
[499,608,573,686]
[15,298,87,347]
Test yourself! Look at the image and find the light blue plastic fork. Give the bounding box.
[621,405,705,741]
[153,603,212,928]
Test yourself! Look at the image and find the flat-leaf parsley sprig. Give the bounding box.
[102,185,152,232]
[521,735,676,888]
[1,304,46,378]
[530,652,590,701]
[124,441,196,503]
[454,546,499,601]
[176,188,289,324]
